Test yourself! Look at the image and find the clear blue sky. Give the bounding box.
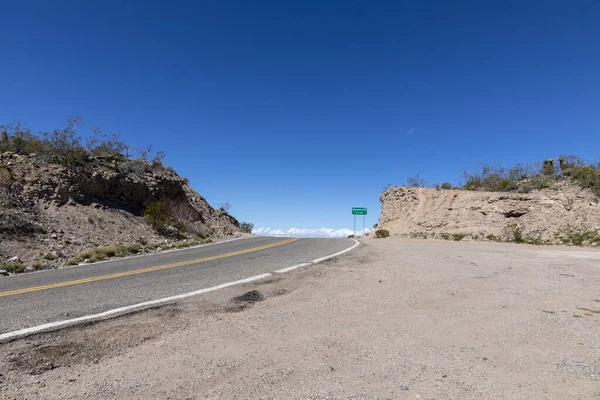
[1,1,599,237]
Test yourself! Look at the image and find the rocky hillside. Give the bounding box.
[379,185,600,246]
[0,151,241,272]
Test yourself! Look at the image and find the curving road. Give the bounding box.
[0,237,356,337]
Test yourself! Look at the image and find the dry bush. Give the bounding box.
[374,229,390,238]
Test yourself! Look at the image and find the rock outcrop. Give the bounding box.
[0,152,241,269]
[379,185,600,244]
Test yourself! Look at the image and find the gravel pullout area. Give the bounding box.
[1,238,599,399]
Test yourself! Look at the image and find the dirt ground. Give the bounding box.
[1,238,599,399]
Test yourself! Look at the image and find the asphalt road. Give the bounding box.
[0,237,355,334]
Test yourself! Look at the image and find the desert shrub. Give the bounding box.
[41,117,88,165]
[372,223,378,229]
[528,174,553,190]
[451,233,467,241]
[541,159,555,176]
[240,222,254,234]
[463,165,526,192]
[504,222,524,243]
[103,247,119,257]
[219,202,232,213]
[43,252,57,260]
[86,128,127,157]
[172,220,188,234]
[0,166,11,186]
[441,182,453,190]
[410,232,428,239]
[123,243,141,254]
[31,260,44,269]
[558,226,600,246]
[438,233,451,240]
[122,159,148,176]
[374,228,390,238]
[407,174,425,188]
[150,150,166,168]
[517,184,533,193]
[143,201,172,232]
[70,243,142,265]
[558,155,585,174]
[1,261,25,273]
[0,121,46,155]
[486,233,498,241]
[567,165,600,191]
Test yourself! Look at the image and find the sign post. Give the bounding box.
[351,207,367,236]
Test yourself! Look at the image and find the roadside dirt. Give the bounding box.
[1,238,599,399]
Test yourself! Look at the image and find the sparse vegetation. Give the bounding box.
[31,259,44,269]
[451,233,467,241]
[0,117,167,168]
[0,166,11,186]
[458,155,600,195]
[557,225,600,246]
[65,239,214,267]
[219,202,232,213]
[68,244,140,265]
[240,222,254,234]
[441,182,453,190]
[407,174,425,188]
[143,201,172,232]
[504,222,524,243]
[374,228,390,238]
[43,252,57,260]
[1,261,25,274]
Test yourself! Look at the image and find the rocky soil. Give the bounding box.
[0,152,241,271]
[379,185,600,245]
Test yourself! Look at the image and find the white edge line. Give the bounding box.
[0,238,360,343]
[275,238,360,271]
[274,263,312,274]
[0,273,272,343]
[311,238,361,263]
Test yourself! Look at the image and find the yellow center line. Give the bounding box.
[0,238,299,298]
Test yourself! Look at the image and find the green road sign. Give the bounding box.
[352,207,367,215]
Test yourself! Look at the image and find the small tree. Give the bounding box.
[240,222,254,234]
[441,182,453,189]
[219,202,231,213]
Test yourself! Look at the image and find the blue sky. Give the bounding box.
[1,1,599,237]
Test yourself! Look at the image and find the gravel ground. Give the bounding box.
[1,238,599,399]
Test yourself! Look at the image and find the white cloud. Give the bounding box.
[253,227,371,238]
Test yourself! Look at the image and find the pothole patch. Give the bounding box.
[233,290,264,303]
